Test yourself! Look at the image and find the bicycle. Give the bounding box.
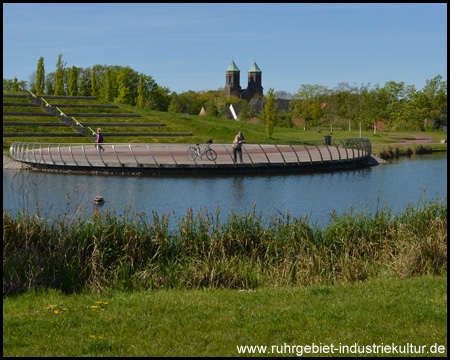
[187,139,217,161]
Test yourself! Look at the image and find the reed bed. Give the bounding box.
[3,198,447,295]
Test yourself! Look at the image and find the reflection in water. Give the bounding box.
[3,153,447,228]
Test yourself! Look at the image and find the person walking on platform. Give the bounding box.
[94,128,105,152]
[232,131,246,163]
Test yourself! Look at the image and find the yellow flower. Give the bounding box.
[54,310,59,314]
[90,335,96,338]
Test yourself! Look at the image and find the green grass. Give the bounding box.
[3,93,447,152]
[3,275,447,357]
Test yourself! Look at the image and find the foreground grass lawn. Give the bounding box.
[3,275,447,357]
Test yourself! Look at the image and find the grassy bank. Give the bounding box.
[3,275,447,356]
[3,92,447,152]
[3,197,447,295]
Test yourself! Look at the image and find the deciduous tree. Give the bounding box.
[265,88,276,138]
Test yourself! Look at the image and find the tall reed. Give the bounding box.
[3,197,447,295]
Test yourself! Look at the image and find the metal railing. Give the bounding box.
[9,138,371,169]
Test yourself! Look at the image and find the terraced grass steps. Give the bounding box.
[4,112,58,116]
[4,102,119,109]
[3,102,40,107]
[3,133,84,137]
[3,122,72,126]
[3,92,193,139]
[3,112,143,117]
[3,94,29,98]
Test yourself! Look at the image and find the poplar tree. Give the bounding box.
[105,68,114,102]
[137,74,146,108]
[54,54,65,95]
[13,77,18,92]
[69,66,78,96]
[36,57,45,95]
[265,88,276,138]
[91,66,98,98]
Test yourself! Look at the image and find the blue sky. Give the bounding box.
[3,3,447,95]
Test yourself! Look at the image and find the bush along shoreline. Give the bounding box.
[373,144,435,160]
[3,197,447,296]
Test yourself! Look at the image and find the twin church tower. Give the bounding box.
[225,60,263,100]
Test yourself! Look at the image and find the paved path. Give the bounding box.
[372,133,435,146]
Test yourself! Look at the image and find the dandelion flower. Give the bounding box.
[54,310,59,314]
[90,335,96,338]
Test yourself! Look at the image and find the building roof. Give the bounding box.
[226,61,240,72]
[248,62,262,73]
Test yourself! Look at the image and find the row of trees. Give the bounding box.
[3,54,447,133]
[4,54,172,111]
[286,78,447,132]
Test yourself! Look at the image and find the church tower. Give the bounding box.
[225,60,241,98]
[242,61,263,100]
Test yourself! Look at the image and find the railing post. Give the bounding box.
[129,145,141,166]
[81,145,92,166]
[323,141,333,163]
[223,144,237,166]
[241,145,254,167]
[19,143,25,162]
[146,144,159,167]
[26,143,31,163]
[112,145,124,166]
[258,144,271,165]
[349,139,355,159]
[48,144,55,165]
[331,141,341,162]
[166,145,178,167]
[339,140,349,161]
[289,143,301,165]
[313,142,324,163]
[274,144,286,165]
[57,145,65,165]
[97,146,106,166]
[9,142,15,159]
[39,144,44,164]
[69,145,78,166]
[32,143,38,163]
[303,144,313,164]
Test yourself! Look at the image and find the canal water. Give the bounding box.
[3,153,447,228]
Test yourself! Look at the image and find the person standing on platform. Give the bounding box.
[232,131,246,163]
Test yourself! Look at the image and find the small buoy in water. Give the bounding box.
[94,195,105,205]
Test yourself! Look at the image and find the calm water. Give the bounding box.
[3,153,447,228]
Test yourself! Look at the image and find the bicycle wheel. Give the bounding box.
[205,148,217,161]
[187,147,198,160]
